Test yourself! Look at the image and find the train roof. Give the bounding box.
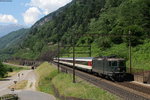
[58,57,125,62]
[93,57,125,61]
[59,57,93,61]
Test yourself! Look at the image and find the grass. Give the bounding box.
[30,82,33,88]
[52,73,118,100]
[7,72,18,77]
[4,64,29,72]
[5,61,20,65]
[9,80,28,90]
[4,64,29,77]
[35,62,58,94]
[35,62,119,100]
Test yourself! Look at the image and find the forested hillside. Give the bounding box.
[0,29,29,60]
[1,0,150,70]
[15,0,106,59]
[0,29,29,49]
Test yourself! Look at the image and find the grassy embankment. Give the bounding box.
[35,62,119,100]
[35,62,58,94]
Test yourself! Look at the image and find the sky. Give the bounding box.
[0,0,72,26]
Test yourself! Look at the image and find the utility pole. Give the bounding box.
[72,36,76,83]
[89,44,92,57]
[129,30,132,73]
[57,41,60,73]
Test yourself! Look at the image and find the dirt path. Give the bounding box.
[0,70,56,100]
[16,71,56,100]
[24,71,36,91]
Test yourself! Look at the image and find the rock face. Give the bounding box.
[31,1,73,29]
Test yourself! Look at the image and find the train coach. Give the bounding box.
[54,56,133,81]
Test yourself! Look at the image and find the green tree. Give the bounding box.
[0,62,7,77]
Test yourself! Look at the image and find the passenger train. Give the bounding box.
[54,56,133,81]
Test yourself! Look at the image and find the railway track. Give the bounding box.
[118,82,150,96]
[52,62,150,100]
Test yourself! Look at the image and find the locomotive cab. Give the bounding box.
[109,60,126,73]
[92,57,127,81]
[108,59,127,81]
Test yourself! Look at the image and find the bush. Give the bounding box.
[7,67,13,72]
[0,62,7,77]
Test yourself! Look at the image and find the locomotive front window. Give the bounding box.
[112,61,117,66]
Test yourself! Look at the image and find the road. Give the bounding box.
[0,69,56,100]
[0,70,31,96]
[16,90,56,100]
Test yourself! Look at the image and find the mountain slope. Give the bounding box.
[0,24,26,38]
[0,28,29,49]
[17,0,149,59]
[1,0,150,70]
[22,0,105,52]
[32,1,73,29]
[0,28,29,61]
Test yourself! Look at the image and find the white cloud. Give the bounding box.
[23,0,72,25]
[23,7,41,25]
[28,0,72,15]
[0,14,18,24]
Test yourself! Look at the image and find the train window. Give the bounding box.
[109,61,111,66]
[119,61,125,66]
[112,61,117,66]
